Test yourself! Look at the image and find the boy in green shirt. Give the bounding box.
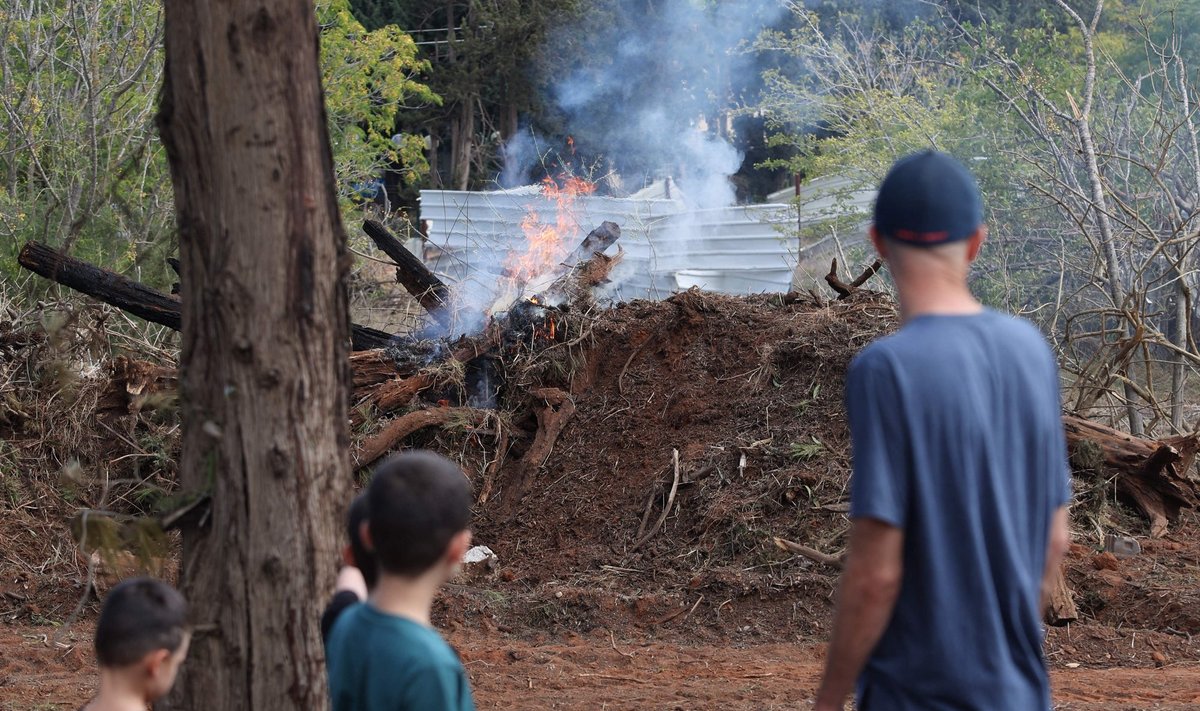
[325,451,476,711]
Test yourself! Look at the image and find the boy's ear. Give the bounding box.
[342,544,355,567]
[445,529,472,566]
[143,648,170,678]
[358,521,374,552]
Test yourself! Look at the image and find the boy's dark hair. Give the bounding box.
[94,577,188,668]
[346,493,378,588]
[367,451,471,577]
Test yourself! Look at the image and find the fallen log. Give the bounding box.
[354,406,489,468]
[18,241,395,351]
[1064,414,1200,537]
[20,241,182,329]
[361,220,451,327]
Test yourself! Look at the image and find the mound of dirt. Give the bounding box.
[474,290,892,600]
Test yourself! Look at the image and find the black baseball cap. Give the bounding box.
[873,150,983,247]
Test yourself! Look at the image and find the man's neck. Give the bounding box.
[893,274,982,323]
[368,569,443,626]
[85,671,147,711]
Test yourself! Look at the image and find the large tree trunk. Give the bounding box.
[157,1,349,709]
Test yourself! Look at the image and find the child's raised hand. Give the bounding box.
[335,566,368,600]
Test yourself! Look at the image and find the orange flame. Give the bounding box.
[506,175,596,283]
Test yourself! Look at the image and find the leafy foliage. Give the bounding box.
[0,0,436,284]
[317,0,439,199]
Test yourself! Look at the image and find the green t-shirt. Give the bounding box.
[326,602,475,711]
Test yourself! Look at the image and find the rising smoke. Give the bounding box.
[501,0,786,210]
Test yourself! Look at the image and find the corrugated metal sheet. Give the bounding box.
[419,188,799,300]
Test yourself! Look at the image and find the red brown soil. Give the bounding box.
[3,291,1200,707]
[4,623,1199,710]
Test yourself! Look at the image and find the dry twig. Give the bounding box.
[772,536,845,569]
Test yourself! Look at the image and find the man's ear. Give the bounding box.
[445,529,472,566]
[966,225,987,262]
[358,521,374,552]
[869,225,888,260]
[342,544,355,567]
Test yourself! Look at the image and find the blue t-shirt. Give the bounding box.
[847,310,1072,711]
[326,603,475,711]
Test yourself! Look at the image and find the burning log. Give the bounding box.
[17,241,395,351]
[491,221,623,314]
[1064,414,1200,537]
[361,220,451,327]
[562,221,621,269]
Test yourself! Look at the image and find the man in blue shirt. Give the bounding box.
[813,151,1073,710]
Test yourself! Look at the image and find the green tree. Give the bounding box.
[1,0,435,284]
[0,0,171,281]
[318,0,439,202]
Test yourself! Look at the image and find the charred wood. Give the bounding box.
[20,241,182,329]
[18,241,395,351]
[361,220,451,327]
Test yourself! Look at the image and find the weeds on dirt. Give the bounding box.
[0,280,180,623]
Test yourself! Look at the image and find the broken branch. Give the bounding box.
[825,258,883,300]
[630,449,681,553]
[354,407,489,468]
[772,536,845,569]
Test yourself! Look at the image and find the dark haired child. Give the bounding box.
[325,451,475,711]
[320,493,377,643]
[83,577,189,711]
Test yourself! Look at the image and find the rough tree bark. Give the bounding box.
[157,1,350,709]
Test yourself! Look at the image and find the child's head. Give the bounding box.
[94,577,189,701]
[365,451,472,581]
[344,493,378,589]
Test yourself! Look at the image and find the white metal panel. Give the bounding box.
[419,188,800,299]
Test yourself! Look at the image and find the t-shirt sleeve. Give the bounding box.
[320,590,361,645]
[402,660,475,711]
[846,348,910,528]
